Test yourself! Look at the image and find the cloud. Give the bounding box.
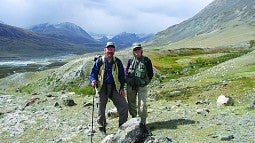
[0,0,214,35]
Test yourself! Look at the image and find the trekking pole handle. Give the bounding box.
[94,87,98,94]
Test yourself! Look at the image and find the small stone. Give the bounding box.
[250,101,255,109]
[220,135,234,141]
[54,102,60,107]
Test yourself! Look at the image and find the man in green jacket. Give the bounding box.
[126,43,154,131]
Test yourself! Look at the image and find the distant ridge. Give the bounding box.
[108,32,154,49]
[147,0,255,47]
[0,23,39,39]
[0,22,102,58]
[30,22,102,47]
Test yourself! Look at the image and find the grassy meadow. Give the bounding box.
[144,46,255,103]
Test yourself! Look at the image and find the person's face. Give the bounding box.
[133,47,142,58]
[104,46,115,58]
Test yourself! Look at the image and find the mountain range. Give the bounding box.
[90,32,154,48]
[30,22,100,47]
[0,22,102,58]
[0,22,152,58]
[106,32,154,49]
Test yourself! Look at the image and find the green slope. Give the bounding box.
[146,24,255,50]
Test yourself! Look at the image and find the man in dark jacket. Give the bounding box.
[126,43,153,130]
[89,42,128,137]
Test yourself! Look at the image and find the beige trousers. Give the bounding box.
[127,85,148,123]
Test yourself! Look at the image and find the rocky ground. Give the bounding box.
[0,90,254,143]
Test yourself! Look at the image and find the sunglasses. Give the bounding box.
[133,48,141,51]
[106,46,115,48]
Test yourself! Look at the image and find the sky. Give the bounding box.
[0,0,214,35]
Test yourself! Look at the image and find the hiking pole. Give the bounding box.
[90,87,98,143]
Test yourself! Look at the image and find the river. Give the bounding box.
[0,54,77,79]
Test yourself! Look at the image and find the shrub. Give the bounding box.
[249,40,255,48]
[74,86,94,96]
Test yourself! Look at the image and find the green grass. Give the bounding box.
[147,47,255,103]
[73,85,95,95]
[153,74,255,104]
[234,64,255,77]
[150,48,252,82]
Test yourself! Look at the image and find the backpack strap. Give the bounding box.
[98,55,118,68]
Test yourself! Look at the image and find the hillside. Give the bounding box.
[146,0,255,48]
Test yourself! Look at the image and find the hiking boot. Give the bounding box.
[99,127,106,138]
[131,115,137,118]
[139,123,152,136]
[139,123,147,133]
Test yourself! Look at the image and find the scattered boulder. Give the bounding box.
[0,112,4,117]
[159,137,172,142]
[45,94,57,98]
[22,96,40,110]
[54,102,61,108]
[167,90,182,97]
[217,95,234,106]
[162,106,171,111]
[196,108,210,116]
[250,101,255,109]
[220,135,234,141]
[83,101,93,107]
[32,93,39,95]
[16,88,21,93]
[63,98,76,106]
[195,99,210,105]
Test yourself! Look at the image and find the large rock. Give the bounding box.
[101,118,155,143]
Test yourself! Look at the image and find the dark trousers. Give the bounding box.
[97,84,128,127]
